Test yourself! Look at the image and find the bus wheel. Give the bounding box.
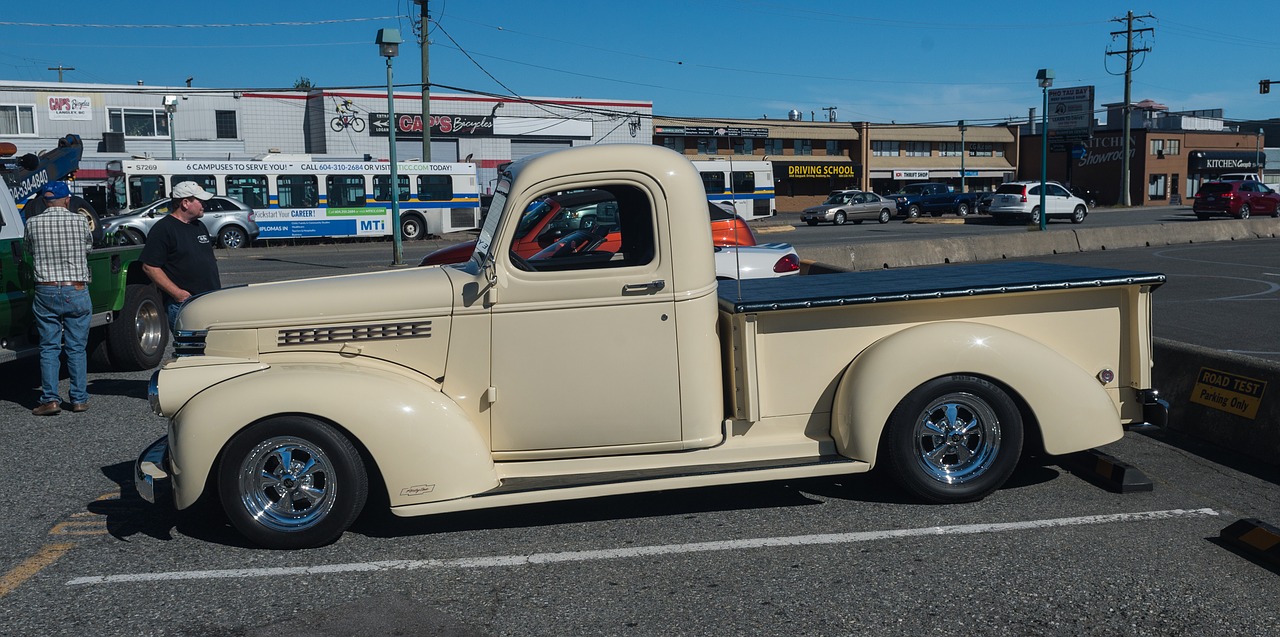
[401,215,425,241]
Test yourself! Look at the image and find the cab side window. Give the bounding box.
[515,185,654,272]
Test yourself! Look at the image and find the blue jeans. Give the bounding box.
[165,300,186,334]
[33,285,92,405]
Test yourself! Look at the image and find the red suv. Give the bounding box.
[1193,180,1280,219]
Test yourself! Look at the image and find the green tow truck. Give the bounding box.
[1,137,168,370]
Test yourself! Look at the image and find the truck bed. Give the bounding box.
[717,262,1165,313]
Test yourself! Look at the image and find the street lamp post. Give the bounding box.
[1036,69,1055,231]
[958,120,967,194]
[163,95,178,160]
[1258,128,1264,177]
[377,28,405,266]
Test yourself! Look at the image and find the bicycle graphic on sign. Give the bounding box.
[330,100,366,133]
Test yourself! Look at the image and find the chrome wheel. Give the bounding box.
[401,216,425,240]
[911,392,1002,484]
[878,209,891,224]
[955,202,969,217]
[238,436,338,533]
[218,226,247,249]
[834,211,846,226]
[907,205,921,218]
[1071,206,1086,224]
[1238,204,1251,220]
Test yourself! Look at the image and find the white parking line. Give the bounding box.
[67,508,1218,586]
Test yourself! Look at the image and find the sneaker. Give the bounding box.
[69,403,89,413]
[32,402,62,416]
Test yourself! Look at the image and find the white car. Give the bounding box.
[987,181,1088,225]
[714,242,800,280]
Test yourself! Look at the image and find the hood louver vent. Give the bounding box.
[278,321,432,346]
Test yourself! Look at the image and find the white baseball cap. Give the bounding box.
[171,181,213,200]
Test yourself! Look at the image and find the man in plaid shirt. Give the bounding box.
[25,181,93,416]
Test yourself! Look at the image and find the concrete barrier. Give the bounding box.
[1153,338,1280,467]
[797,217,1280,271]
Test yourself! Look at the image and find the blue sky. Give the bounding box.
[4,1,1278,126]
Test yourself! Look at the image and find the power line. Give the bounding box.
[0,17,400,28]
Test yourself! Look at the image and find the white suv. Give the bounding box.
[987,181,1088,225]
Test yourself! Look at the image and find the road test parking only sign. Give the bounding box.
[1190,367,1267,419]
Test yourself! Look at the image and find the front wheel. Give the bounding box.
[401,214,425,241]
[118,228,146,246]
[878,209,891,224]
[882,375,1024,503]
[833,212,846,226]
[350,117,366,133]
[106,283,168,370]
[218,416,368,549]
[906,205,921,219]
[1238,204,1251,220]
[1070,206,1086,224]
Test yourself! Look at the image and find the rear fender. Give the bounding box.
[168,362,497,510]
[831,321,1121,467]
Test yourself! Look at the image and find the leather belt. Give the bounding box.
[37,281,87,290]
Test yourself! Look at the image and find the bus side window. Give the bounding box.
[419,175,452,201]
[700,172,726,196]
[227,175,268,208]
[327,175,366,208]
[172,175,216,194]
[278,175,318,208]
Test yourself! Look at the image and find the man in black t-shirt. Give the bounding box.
[140,181,222,332]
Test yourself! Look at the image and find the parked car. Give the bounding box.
[1067,186,1101,209]
[1192,180,1280,220]
[987,181,1088,225]
[889,182,977,218]
[420,195,756,266]
[800,190,897,226]
[101,195,259,248]
[976,191,995,214]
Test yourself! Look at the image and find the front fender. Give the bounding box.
[168,362,497,510]
[831,321,1121,467]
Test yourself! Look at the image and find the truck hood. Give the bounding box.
[177,266,456,331]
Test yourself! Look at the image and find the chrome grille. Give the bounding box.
[277,321,432,346]
[173,330,208,357]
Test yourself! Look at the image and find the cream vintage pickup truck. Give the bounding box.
[136,144,1167,549]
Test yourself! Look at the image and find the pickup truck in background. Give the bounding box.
[137,144,1167,549]
[0,146,169,371]
[890,182,978,218]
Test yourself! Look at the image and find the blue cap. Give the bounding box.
[39,181,71,199]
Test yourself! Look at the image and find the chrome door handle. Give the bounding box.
[623,279,665,293]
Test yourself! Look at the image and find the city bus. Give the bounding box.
[105,159,480,240]
[691,159,775,220]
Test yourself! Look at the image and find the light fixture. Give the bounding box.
[377,28,404,265]
[1035,69,1055,231]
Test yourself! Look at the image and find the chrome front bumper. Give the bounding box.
[135,435,171,504]
[1140,389,1169,428]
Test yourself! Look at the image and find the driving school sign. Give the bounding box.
[1190,367,1267,419]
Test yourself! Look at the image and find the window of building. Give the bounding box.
[1148,174,1167,200]
[227,175,268,208]
[872,141,899,156]
[905,142,930,157]
[1166,139,1180,155]
[0,104,36,135]
[763,139,785,154]
[793,139,813,155]
[733,138,755,155]
[968,143,994,157]
[939,142,962,157]
[662,137,682,152]
[1150,139,1164,156]
[277,175,318,208]
[697,137,719,154]
[215,110,238,139]
[373,175,411,201]
[418,175,453,201]
[109,107,170,137]
[825,140,840,156]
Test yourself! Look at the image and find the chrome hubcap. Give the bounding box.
[239,436,337,532]
[913,392,1001,484]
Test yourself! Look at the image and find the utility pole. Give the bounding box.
[47,65,75,82]
[415,0,431,161]
[1106,11,1154,207]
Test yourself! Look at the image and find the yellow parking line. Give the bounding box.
[49,520,108,536]
[0,543,75,599]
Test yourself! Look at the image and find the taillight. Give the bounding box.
[774,254,800,273]
[1020,186,1028,203]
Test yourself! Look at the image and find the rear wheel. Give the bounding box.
[955,202,970,217]
[883,375,1024,503]
[217,225,249,249]
[878,209,891,224]
[106,284,167,370]
[1029,207,1042,226]
[1238,204,1251,220]
[833,212,846,226]
[1070,206,1086,224]
[806,220,819,226]
[218,416,368,549]
[1195,213,1210,220]
[401,214,425,240]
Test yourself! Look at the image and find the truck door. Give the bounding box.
[0,190,32,342]
[489,180,681,452]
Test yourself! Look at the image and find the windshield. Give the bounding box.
[900,185,925,195]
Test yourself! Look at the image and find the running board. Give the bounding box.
[390,455,869,518]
